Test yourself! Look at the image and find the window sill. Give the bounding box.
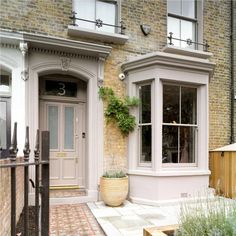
[162,45,213,60]
[128,169,210,177]
[68,25,129,44]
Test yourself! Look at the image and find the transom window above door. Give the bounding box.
[167,0,198,49]
[73,0,118,33]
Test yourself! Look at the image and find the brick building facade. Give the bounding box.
[0,0,235,234]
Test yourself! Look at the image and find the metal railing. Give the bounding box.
[69,11,126,35]
[167,32,210,52]
[0,123,49,236]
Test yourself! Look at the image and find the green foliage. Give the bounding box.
[175,197,236,236]
[102,171,127,178]
[99,87,139,136]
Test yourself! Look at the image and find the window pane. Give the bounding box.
[140,125,152,163]
[167,17,181,47]
[180,126,196,163]
[0,101,7,149]
[182,0,195,18]
[48,106,59,149]
[64,107,74,149]
[96,1,116,33]
[168,0,181,15]
[162,126,178,163]
[181,87,197,124]
[163,85,180,123]
[180,20,195,48]
[139,84,151,124]
[76,0,96,29]
[0,75,10,93]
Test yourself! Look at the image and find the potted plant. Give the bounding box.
[98,87,139,206]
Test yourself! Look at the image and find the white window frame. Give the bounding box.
[72,0,120,34]
[162,82,199,168]
[137,82,153,168]
[167,0,204,50]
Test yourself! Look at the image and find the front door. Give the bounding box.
[40,101,85,187]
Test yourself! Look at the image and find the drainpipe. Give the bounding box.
[230,0,235,144]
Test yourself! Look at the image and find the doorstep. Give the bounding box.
[87,201,180,236]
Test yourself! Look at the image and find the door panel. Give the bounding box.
[41,101,84,186]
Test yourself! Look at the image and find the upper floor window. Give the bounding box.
[73,0,118,33]
[167,0,197,49]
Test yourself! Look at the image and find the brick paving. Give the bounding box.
[50,204,105,236]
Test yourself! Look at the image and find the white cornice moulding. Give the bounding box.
[121,51,216,76]
[68,25,129,44]
[0,29,112,59]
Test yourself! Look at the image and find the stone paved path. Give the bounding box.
[50,204,105,236]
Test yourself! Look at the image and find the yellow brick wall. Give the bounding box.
[0,158,24,236]
[0,0,232,166]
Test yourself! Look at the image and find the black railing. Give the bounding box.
[0,123,49,236]
[69,11,126,35]
[167,32,210,52]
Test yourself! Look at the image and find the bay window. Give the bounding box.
[73,0,118,33]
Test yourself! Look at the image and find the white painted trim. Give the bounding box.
[128,169,211,177]
[0,29,112,58]
[68,25,129,44]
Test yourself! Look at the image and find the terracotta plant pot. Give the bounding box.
[100,176,128,207]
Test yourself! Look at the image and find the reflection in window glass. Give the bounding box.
[0,75,10,93]
[0,101,7,149]
[168,0,181,15]
[163,85,179,124]
[162,84,197,164]
[181,20,195,48]
[182,0,195,18]
[96,1,116,33]
[64,107,74,150]
[140,125,152,163]
[48,106,59,149]
[139,84,152,164]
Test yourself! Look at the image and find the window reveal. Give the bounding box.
[162,85,197,164]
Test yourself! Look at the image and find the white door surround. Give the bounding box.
[27,54,106,203]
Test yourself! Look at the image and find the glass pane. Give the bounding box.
[48,106,58,149]
[163,85,180,123]
[45,81,77,97]
[139,84,151,124]
[180,20,195,48]
[162,126,178,163]
[0,75,10,93]
[0,101,7,149]
[167,17,181,47]
[96,1,116,33]
[76,0,96,29]
[168,0,181,15]
[181,87,197,124]
[182,0,195,18]
[180,126,196,163]
[64,107,74,149]
[140,125,152,163]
